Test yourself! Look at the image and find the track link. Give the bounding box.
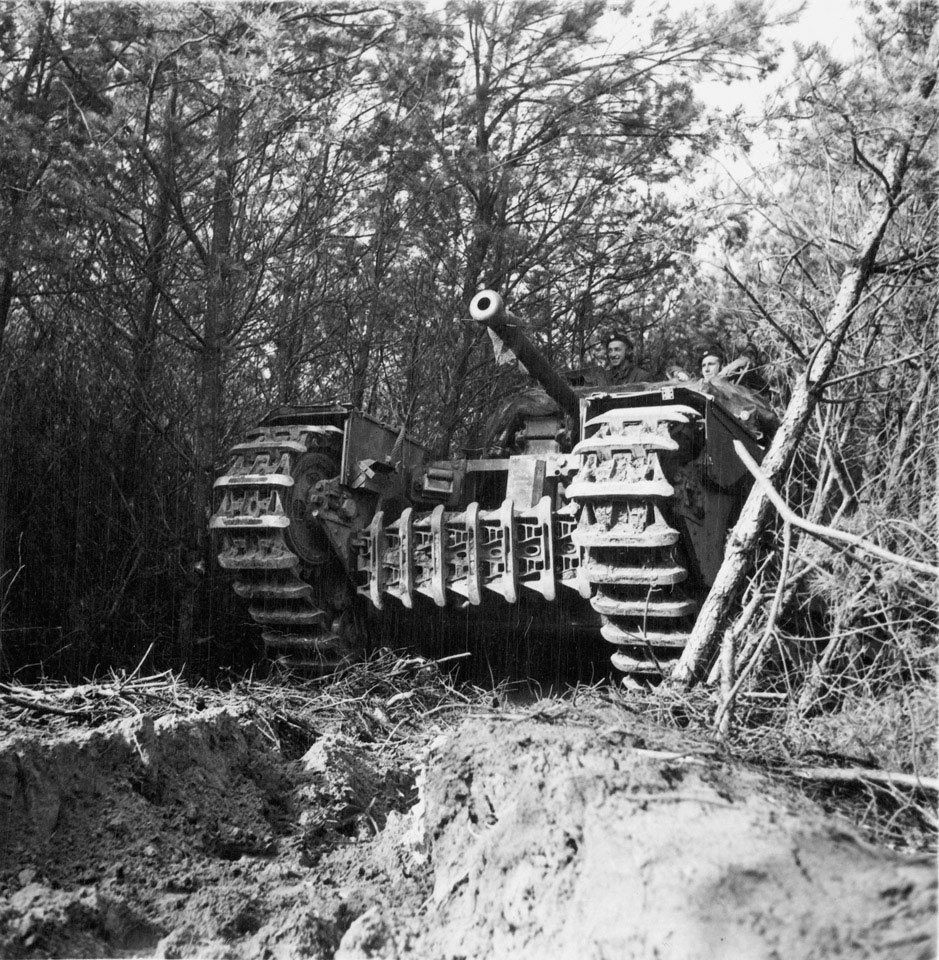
[566,404,700,685]
[211,423,360,669]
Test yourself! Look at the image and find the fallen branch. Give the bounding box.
[733,439,939,579]
[793,766,939,792]
[0,692,94,718]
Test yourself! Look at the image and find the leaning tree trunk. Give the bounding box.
[669,137,914,688]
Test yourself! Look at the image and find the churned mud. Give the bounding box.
[0,667,935,959]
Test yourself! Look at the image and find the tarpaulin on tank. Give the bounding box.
[693,376,779,442]
[483,387,560,450]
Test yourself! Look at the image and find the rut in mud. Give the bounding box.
[0,663,935,960]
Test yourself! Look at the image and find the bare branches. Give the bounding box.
[733,439,939,580]
[721,262,809,359]
[821,351,924,389]
[0,670,187,725]
[670,45,933,683]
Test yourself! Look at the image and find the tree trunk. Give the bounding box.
[669,139,913,687]
[121,85,177,504]
[0,9,52,595]
[179,76,240,661]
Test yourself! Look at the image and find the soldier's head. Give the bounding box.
[605,332,633,370]
[699,346,725,379]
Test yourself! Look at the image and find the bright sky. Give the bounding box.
[608,0,864,116]
[774,0,862,57]
[705,0,862,113]
[596,0,868,293]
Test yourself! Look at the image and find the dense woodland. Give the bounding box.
[0,0,935,739]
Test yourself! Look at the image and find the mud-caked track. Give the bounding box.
[568,403,702,683]
[211,422,361,669]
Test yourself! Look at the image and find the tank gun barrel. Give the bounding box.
[469,290,580,421]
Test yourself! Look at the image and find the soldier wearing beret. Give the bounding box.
[606,331,651,384]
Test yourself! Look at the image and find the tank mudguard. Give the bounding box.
[341,410,430,495]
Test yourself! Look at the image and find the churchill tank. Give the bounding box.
[210,291,776,685]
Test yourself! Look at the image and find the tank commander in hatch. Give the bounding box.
[606,331,651,384]
[699,345,726,380]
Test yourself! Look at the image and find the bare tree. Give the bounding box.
[671,5,938,691]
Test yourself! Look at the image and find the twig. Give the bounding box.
[717,624,735,741]
[714,520,793,732]
[123,644,156,686]
[707,587,764,685]
[821,351,924,389]
[633,748,714,764]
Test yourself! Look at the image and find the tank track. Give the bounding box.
[220,403,704,684]
[356,496,570,607]
[566,404,701,686]
[355,402,702,684]
[210,423,362,670]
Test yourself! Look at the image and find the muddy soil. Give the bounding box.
[0,680,935,960]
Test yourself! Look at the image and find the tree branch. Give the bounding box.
[793,766,939,792]
[733,439,939,579]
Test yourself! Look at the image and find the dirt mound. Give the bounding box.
[343,713,937,960]
[0,703,426,959]
[0,688,935,959]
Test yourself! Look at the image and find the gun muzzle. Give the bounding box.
[469,290,510,325]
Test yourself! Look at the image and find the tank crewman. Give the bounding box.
[699,345,726,380]
[606,331,651,384]
[568,339,611,387]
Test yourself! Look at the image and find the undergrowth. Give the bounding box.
[1,644,935,854]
